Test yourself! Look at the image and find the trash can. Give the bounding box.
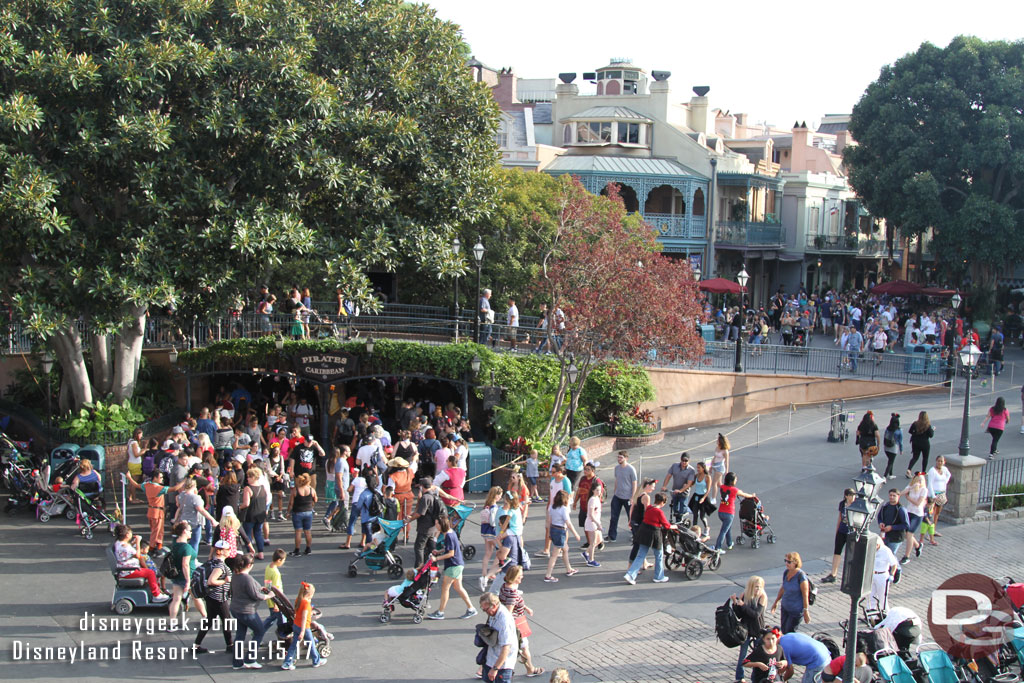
[77,444,106,473]
[701,324,716,342]
[50,443,80,471]
[467,442,492,493]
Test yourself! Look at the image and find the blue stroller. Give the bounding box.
[347,518,405,578]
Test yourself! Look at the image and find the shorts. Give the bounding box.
[271,480,286,493]
[128,463,143,478]
[833,529,849,556]
[711,461,726,474]
[480,523,497,541]
[906,513,922,534]
[919,520,935,536]
[443,565,464,579]
[324,481,337,503]
[525,476,537,487]
[550,525,567,548]
[292,510,313,531]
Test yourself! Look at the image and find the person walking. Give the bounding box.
[771,552,812,634]
[628,479,657,570]
[714,472,755,552]
[687,462,713,542]
[855,411,880,470]
[564,436,588,486]
[821,488,856,584]
[192,540,233,654]
[229,552,273,670]
[867,535,898,613]
[881,414,903,479]
[731,575,767,683]
[623,493,675,584]
[844,326,864,373]
[581,479,605,567]
[543,490,580,582]
[607,450,637,542]
[877,488,910,557]
[710,437,730,505]
[906,411,934,476]
[426,514,477,620]
[540,465,572,557]
[925,455,951,539]
[982,396,1009,458]
[410,477,442,568]
[497,566,544,678]
[478,592,518,683]
[660,451,696,522]
[899,474,927,564]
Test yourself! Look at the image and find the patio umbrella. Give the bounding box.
[920,287,956,298]
[699,277,746,294]
[870,280,923,296]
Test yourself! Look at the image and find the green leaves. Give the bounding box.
[61,398,145,437]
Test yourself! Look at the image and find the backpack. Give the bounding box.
[806,573,818,606]
[161,550,182,580]
[883,429,896,450]
[368,489,384,518]
[141,449,157,477]
[480,504,492,527]
[813,632,841,659]
[157,453,174,475]
[190,560,216,599]
[715,599,747,648]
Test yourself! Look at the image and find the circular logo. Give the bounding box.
[927,573,1017,659]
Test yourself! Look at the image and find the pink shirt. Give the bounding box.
[988,408,1009,431]
[434,448,451,473]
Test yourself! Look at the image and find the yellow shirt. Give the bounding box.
[265,564,282,610]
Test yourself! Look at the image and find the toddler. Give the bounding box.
[383,568,418,611]
[919,498,936,546]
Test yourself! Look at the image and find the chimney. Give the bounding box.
[493,69,518,106]
[835,130,852,153]
[791,121,810,171]
[688,86,711,135]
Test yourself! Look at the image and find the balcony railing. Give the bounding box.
[715,221,783,247]
[806,233,858,252]
[645,213,706,239]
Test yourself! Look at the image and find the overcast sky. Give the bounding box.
[422,0,1024,129]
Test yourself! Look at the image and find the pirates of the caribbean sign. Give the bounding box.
[293,352,358,383]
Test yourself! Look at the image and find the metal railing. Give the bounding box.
[716,220,784,246]
[805,233,858,251]
[979,455,1024,505]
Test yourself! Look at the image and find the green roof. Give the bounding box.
[561,106,653,123]
[544,155,706,179]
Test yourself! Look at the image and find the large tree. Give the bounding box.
[846,36,1024,299]
[0,0,498,411]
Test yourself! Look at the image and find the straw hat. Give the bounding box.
[387,457,410,469]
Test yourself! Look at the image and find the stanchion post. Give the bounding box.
[788,404,793,435]
[756,414,760,447]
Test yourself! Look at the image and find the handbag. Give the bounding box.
[865,445,879,457]
[514,614,532,639]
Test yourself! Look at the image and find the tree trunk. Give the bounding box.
[58,373,72,416]
[111,307,147,403]
[52,326,93,410]
[90,332,113,396]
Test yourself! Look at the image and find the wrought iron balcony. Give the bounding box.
[715,221,783,247]
[805,233,859,252]
[645,213,707,239]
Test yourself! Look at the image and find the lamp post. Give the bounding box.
[734,265,749,373]
[958,342,981,457]
[473,239,485,344]
[566,358,579,437]
[693,265,702,282]
[452,237,461,340]
[841,465,884,683]
[816,257,823,292]
[41,350,54,427]
[275,334,284,352]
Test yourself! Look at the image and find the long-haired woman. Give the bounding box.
[710,433,730,504]
[856,411,880,469]
[982,396,1009,458]
[907,411,934,477]
[688,462,713,541]
[731,575,767,682]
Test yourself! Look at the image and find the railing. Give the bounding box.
[806,233,858,251]
[715,220,784,246]
[858,239,886,256]
[645,213,707,239]
[979,456,1024,505]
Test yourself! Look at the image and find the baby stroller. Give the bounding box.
[664,526,721,580]
[38,483,78,522]
[268,586,332,659]
[2,458,45,514]
[379,557,437,624]
[792,326,807,348]
[308,310,343,340]
[74,487,117,539]
[445,501,477,560]
[735,496,776,549]
[347,518,405,578]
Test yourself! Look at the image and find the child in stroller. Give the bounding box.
[735,496,777,549]
[347,518,406,578]
[38,478,78,522]
[73,486,118,539]
[380,557,437,624]
[444,501,477,560]
[664,525,722,580]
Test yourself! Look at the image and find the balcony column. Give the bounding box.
[774,187,782,220]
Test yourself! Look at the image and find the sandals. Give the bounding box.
[338,544,350,550]
[526,668,547,678]
[565,569,579,577]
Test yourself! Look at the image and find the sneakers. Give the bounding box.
[426,611,445,620]
[623,574,636,585]
[289,549,301,557]
[580,542,589,549]
[304,547,312,555]
[322,517,332,530]
[914,545,922,558]
[543,576,559,583]
[312,660,327,668]
[459,608,478,619]
[900,556,910,565]
[653,577,669,583]
[820,575,836,584]
[587,560,601,568]
[194,646,210,654]
[243,662,263,669]
[153,593,170,602]
[596,542,605,551]
[580,551,590,563]
[478,576,489,592]
[281,662,296,671]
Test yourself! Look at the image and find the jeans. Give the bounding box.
[803,665,824,683]
[262,609,283,637]
[283,624,321,667]
[736,636,756,681]
[230,610,267,667]
[608,496,630,540]
[243,521,265,553]
[715,511,734,550]
[325,500,338,519]
[625,544,665,582]
[481,664,514,682]
[669,492,688,522]
[204,517,214,544]
[186,523,201,554]
[780,606,802,634]
[885,540,902,557]
[847,349,859,372]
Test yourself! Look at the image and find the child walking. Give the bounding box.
[281,582,326,670]
[262,549,287,634]
[919,498,937,547]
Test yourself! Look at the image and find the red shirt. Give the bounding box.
[641,506,673,529]
[719,485,739,515]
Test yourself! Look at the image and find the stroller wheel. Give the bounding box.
[684,558,703,580]
[316,642,331,658]
[387,563,404,579]
[463,544,476,560]
[85,529,94,540]
[736,536,744,545]
[39,512,51,523]
[347,565,357,578]
[413,613,423,624]
[379,612,390,624]
[751,537,760,549]
[708,553,722,571]
[665,553,682,571]
[66,508,77,521]
[767,534,777,544]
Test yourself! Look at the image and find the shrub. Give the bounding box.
[994,483,1024,511]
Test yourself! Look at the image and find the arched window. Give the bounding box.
[600,183,639,212]
[692,188,705,216]
[596,82,604,95]
[563,124,573,145]
[644,185,685,215]
[605,80,621,95]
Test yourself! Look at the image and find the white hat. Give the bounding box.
[214,539,231,550]
[221,506,235,518]
[233,454,245,463]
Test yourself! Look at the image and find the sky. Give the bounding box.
[422,0,1024,129]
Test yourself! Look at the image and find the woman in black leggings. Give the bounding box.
[906,411,934,478]
[193,541,233,654]
[628,479,656,566]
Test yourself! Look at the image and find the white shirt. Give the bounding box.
[874,543,898,574]
[902,485,928,517]
[356,442,382,469]
[877,606,921,633]
[351,476,366,503]
[926,467,951,496]
[292,403,313,428]
[455,443,468,470]
[507,304,519,327]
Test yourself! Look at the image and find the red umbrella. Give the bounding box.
[871,280,923,296]
[699,277,746,294]
[920,287,956,298]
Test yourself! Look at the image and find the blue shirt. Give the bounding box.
[777,633,830,667]
[356,488,375,523]
[780,569,808,612]
[195,418,216,441]
[506,508,523,537]
[565,447,586,472]
[443,530,464,569]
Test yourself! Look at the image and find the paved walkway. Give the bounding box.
[1,380,1022,682]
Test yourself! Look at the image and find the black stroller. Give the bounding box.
[379,557,437,624]
[268,586,332,659]
[74,487,117,539]
[664,526,721,580]
[735,496,776,549]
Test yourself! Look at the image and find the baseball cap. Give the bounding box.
[214,540,231,550]
[169,442,182,452]
[171,425,184,435]
[222,506,235,517]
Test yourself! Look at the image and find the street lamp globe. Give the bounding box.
[852,467,885,501]
[844,496,873,535]
[365,336,375,355]
[816,257,823,269]
[736,265,749,289]
[470,354,482,375]
[951,292,962,310]
[41,350,54,375]
[959,343,981,368]
[167,347,178,365]
[693,265,702,282]
[567,361,579,385]
[473,240,485,264]
[275,334,285,351]
[452,237,460,253]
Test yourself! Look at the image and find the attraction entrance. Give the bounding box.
[177,350,477,445]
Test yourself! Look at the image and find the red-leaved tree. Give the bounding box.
[533,177,705,440]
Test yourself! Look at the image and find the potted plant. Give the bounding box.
[814,235,827,249]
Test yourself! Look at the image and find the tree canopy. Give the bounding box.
[846,36,1024,293]
[0,0,498,410]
